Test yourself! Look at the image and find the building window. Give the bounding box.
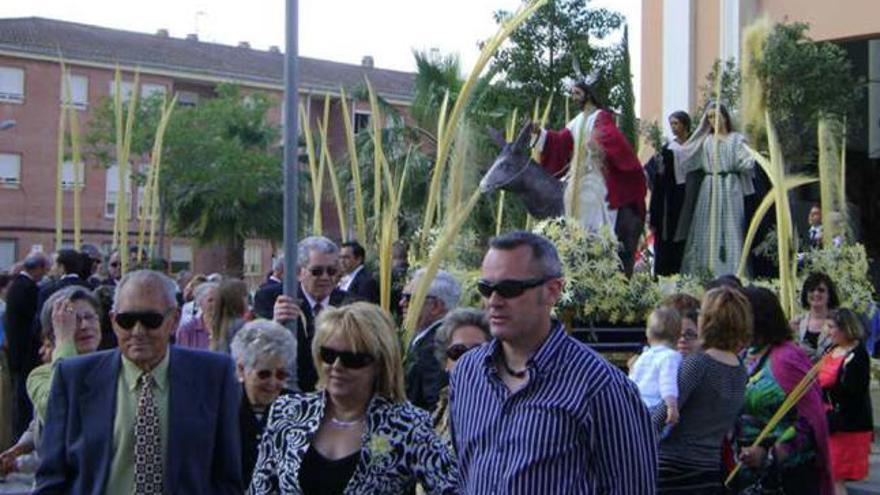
[61,161,85,190]
[354,111,371,134]
[0,67,25,103]
[0,239,16,271]
[108,80,135,102]
[177,90,199,107]
[141,83,167,100]
[60,74,88,109]
[244,244,262,276]
[0,153,22,188]
[105,164,132,218]
[170,243,192,272]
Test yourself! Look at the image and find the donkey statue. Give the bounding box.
[479,122,564,219]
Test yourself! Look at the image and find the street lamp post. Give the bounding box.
[282,0,300,297]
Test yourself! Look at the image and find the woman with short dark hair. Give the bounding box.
[791,272,841,362]
[819,308,873,493]
[732,287,833,495]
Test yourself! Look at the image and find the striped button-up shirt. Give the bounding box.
[449,322,658,494]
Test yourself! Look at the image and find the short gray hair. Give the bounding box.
[297,236,338,269]
[489,231,562,278]
[113,270,178,311]
[40,286,101,344]
[194,282,219,307]
[412,268,461,312]
[433,308,490,365]
[230,319,297,372]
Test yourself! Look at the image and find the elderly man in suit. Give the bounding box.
[4,252,50,438]
[337,240,379,304]
[35,270,242,494]
[401,268,461,412]
[273,236,346,392]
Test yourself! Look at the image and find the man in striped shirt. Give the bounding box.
[449,231,657,494]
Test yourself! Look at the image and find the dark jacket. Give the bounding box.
[404,320,447,412]
[823,342,874,433]
[253,278,283,320]
[645,145,686,275]
[240,387,292,487]
[294,286,347,393]
[346,267,380,304]
[35,347,243,495]
[4,273,41,373]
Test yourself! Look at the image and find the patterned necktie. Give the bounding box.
[134,373,163,494]
[312,303,323,318]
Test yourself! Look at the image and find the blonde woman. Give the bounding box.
[250,302,457,494]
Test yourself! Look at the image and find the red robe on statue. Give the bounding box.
[538,110,647,221]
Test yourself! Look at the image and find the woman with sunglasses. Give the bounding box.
[791,272,840,362]
[819,309,873,493]
[230,319,296,488]
[250,302,457,495]
[431,308,490,440]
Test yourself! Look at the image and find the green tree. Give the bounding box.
[86,84,283,276]
[488,0,624,126]
[697,58,741,117]
[161,85,282,276]
[755,22,858,166]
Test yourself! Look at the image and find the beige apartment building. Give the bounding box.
[641,0,880,147]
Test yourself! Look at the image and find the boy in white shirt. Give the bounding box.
[629,306,682,424]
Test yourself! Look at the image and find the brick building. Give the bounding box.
[0,17,415,286]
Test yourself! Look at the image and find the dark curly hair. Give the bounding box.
[743,286,792,348]
[800,272,840,310]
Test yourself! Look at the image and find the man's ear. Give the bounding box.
[545,277,565,305]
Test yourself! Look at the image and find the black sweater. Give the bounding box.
[823,342,874,433]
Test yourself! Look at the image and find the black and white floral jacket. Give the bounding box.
[249,391,458,494]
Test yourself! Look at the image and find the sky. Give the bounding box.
[0,0,641,106]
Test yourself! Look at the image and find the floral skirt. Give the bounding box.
[829,430,872,481]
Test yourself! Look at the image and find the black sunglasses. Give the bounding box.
[400,293,437,304]
[113,309,173,330]
[255,369,290,381]
[477,275,558,299]
[319,346,375,369]
[445,343,480,362]
[308,266,338,277]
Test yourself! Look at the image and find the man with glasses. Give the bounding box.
[449,231,657,494]
[35,270,242,494]
[273,236,346,392]
[400,269,461,412]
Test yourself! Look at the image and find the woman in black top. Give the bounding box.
[230,319,297,487]
[819,308,873,491]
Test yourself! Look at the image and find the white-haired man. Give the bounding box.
[400,269,461,412]
[273,236,346,392]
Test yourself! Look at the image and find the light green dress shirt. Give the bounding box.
[105,350,170,494]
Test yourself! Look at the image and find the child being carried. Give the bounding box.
[629,307,683,424]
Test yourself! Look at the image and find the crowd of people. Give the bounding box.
[0,228,873,494]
